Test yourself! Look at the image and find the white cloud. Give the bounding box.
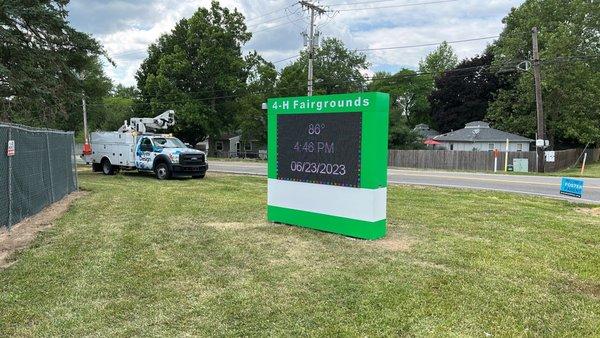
[67,0,524,86]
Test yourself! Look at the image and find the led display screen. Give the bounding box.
[277,112,362,187]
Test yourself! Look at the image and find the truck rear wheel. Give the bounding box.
[155,163,171,180]
[102,158,115,175]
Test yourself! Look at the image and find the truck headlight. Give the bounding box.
[168,154,179,164]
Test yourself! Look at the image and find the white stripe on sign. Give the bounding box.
[267,179,386,222]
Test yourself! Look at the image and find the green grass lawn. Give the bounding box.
[1,171,600,336]
[552,162,600,178]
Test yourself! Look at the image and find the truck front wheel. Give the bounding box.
[155,163,171,180]
[102,158,115,175]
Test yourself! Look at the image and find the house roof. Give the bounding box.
[434,121,533,142]
[413,124,440,139]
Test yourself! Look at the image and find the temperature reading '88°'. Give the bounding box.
[308,123,325,135]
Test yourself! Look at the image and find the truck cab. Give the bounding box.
[134,135,208,179]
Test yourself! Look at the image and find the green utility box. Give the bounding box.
[267,92,389,240]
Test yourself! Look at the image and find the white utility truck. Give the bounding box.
[90,110,208,179]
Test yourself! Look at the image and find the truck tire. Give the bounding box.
[101,158,115,175]
[155,163,171,180]
[92,163,102,172]
[192,173,205,179]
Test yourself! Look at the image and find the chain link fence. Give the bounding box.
[0,123,78,230]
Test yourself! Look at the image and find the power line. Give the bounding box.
[325,0,409,6]
[253,17,306,34]
[245,2,299,23]
[83,64,499,108]
[107,0,460,59]
[272,55,301,63]
[92,53,597,105]
[355,35,499,52]
[329,0,458,11]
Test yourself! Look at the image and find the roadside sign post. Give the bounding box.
[504,138,509,172]
[581,153,588,175]
[560,177,584,198]
[267,92,389,240]
[493,149,499,173]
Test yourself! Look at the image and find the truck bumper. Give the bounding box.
[171,163,208,177]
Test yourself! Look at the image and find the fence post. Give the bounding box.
[46,133,55,202]
[7,125,12,229]
[71,133,78,191]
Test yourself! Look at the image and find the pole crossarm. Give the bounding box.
[299,1,327,96]
[299,1,326,14]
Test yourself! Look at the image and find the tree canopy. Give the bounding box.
[135,1,251,143]
[235,52,277,144]
[276,38,368,97]
[0,0,110,132]
[418,41,458,77]
[368,70,430,149]
[487,0,600,147]
[429,50,502,133]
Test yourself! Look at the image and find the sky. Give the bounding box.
[66,0,525,87]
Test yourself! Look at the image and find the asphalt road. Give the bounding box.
[209,161,600,203]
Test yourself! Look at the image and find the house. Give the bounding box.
[433,121,533,151]
[206,133,266,158]
[413,124,440,139]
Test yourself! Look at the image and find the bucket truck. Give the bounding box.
[90,110,208,179]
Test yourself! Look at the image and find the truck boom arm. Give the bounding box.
[118,110,175,133]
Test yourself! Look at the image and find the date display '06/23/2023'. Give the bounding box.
[266,92,389,240]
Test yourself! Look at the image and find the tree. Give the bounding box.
[368,69,432,127]
[429,50,502,133]
[235,52,277,144]
[418,41,458,76]
[97,85,139,132]
[487,0,600,147]
[388,123,426,150]
[0,0,110,131]
[276,38,368,96]
[368,70,431,149]
[135,1,251,143]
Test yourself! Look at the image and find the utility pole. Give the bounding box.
[532,27,546,173]
[299,0,325,96]
[82,94,89,144]
[81,93,92,157]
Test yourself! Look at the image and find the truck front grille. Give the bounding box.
[180,153,205,165]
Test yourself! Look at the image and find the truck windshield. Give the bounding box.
[153,137,186,148]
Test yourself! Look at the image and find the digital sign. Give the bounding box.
[277,112,361,187]
[267,92,389,240]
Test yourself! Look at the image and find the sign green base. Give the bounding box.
[268,206,386,240]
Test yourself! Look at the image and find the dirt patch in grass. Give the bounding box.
[203,222,269,230]
[0,191,87,268]
[575,207,600,217]
[564,278,600,300]
[371,232,416,252]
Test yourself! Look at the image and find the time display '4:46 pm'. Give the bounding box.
[293,141,334,154]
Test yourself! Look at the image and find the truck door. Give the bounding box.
[136,137,155,170]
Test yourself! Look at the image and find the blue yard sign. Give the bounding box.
[560,177,584,198]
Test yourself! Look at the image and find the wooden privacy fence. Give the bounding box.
[388,148,599,172]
